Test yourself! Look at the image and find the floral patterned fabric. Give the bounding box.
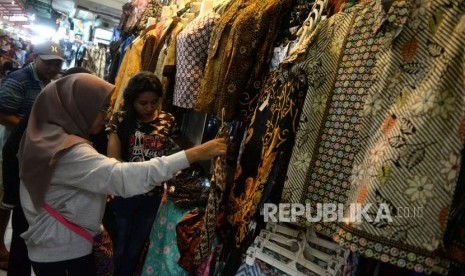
[280,9,359,205]
[227,68,307,246]
[118,2,135,36]
[194,118,229,267]
[195,0,292,122]
[444,147,465,265]
[281,0,465,274]
[106,111,178,162]
[136,0,163,32]
[334,0,465,274]
[124,0,151,35]
[141,200,190,276]
[82,46,106,79]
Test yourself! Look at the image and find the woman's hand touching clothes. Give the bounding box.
[185,138,227,164]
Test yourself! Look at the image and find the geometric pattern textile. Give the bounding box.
[174,13,220,108]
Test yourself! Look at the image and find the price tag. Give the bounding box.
[258,93,270,111]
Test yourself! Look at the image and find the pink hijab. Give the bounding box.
[18,73,115,208]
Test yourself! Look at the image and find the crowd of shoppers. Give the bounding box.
[0,35,226,275]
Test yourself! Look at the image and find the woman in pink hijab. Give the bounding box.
[17,73,226,275]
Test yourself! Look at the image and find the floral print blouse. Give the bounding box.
[280,0,465,274]
[106,111,178,162]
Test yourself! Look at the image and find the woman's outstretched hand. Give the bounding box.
[185,138,227,164]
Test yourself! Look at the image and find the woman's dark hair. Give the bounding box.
[119,71,163,157]
[122,71,163,108]
[63,67,91,76]
[2,60,13,75]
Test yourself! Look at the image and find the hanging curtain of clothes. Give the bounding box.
[226,68,308,246]
[280,6,357,205]
[217,2,353,268]
[109,18,179,113]
[194,0,293,122]
[105,0,465,275]
[109,23,161,112]
[279,0,465,275]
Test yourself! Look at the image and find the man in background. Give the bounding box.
[0,40,63,128]
[0,40,63,274]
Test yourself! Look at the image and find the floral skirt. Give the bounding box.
[141,200,193,276]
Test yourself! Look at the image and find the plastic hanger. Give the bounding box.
[246,249,308,276]
[256,234,301,260]
[306,229,340,251]
[290,0,329,56]
[303,243,332,263]
[246,223,350,275]
[181,13,196,25]
[305,229,350,274]
[247,230,328,275]
[199,0,214,16]
[259,230,300,252]
[145,17,157,29]
[245,241,309,276]
[190,1,202,14]
[298,0,329,37]
[266,222,302,239]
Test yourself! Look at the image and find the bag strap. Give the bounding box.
[42,203,93,244]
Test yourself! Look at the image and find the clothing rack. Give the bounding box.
[245,222,349,275]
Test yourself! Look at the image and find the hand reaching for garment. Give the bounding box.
[185,138,227,164]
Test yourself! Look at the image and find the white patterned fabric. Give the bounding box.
[82,46,106,79]
[281,1,465,274]
[173,12,220,108]
[280,11,356,205]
